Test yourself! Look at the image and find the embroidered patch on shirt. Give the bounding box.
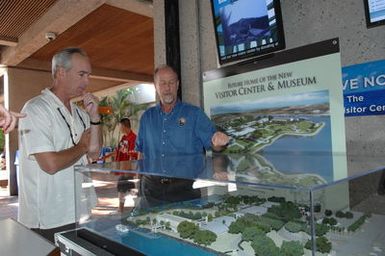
[179,117,186,126]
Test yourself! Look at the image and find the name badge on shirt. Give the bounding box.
[179,117,186,126]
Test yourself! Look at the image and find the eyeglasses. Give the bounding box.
[57,108,86,146]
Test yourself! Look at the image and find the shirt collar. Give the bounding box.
[41,88,65,107]
[156,100,181,115]
[41,88,77,114]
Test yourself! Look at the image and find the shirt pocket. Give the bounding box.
[169,126,194,152]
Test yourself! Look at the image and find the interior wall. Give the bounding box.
[7,68,51,195]
[174,0,385,190]
[153,0,167,68]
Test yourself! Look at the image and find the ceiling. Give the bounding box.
[0,0,154,92]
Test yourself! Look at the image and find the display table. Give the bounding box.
[0,218,59,256]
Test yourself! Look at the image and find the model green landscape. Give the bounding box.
[228,154,327,187]
[211,104,328,153]
[119,194,383,256]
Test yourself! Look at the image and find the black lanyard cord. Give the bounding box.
[57,107,86,146]
[75,108,86,129]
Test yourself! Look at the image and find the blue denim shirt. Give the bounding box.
[135,101,216,159]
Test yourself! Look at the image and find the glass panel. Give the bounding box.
[73,153,385,255]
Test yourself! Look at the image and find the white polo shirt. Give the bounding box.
[18,88,90,229]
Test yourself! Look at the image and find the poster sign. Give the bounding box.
[342,59,385,117]
[203,39,347,182]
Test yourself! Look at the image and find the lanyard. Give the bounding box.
[57,108,86,146]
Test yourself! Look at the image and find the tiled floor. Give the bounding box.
[0,186,18,220]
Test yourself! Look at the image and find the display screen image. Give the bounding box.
[364,0,385,27]
[210,0,285,64]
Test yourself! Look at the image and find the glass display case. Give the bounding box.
[55,153,385,256]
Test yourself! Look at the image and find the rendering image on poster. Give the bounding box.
[203,39,347,181]
[211,90,334,182]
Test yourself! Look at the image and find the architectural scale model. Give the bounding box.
[113,194,385,256]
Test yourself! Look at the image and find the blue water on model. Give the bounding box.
[260,115,334,182]
[85,219,217,256]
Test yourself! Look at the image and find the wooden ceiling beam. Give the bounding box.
[0,36,18,47]
[17,58,153,83]
[106,0,153,18]
[91,67,153,83]
[1,0,106,66]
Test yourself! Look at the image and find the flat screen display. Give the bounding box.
[364,0,385,27]
[210,0,285,65]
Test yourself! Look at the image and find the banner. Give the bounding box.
[203,39,347,182]
[343,59,385,117]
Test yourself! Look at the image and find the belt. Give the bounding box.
[159,178,172,184]
[143,176,193,186]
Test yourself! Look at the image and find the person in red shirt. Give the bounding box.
[115,117,137,161]
[115,117,138,212]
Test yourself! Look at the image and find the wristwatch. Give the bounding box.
[90,120,101,125]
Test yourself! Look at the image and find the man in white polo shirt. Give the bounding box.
[18,47,102,242]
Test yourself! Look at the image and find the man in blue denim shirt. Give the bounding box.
[135,65,229,206]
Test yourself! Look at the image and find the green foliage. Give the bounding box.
[251,236,280,256]
[324,209,333,216]
[260,216,285,231]
[177,221,198,239]
[173,210,202,220]
[335,210,344,218]
[322,217,337,226]
[241,195,265,205]
[268,201,301,221]
[224,195,242,205]
[99,88,150,147]
[228,213,272,235]
[305,236,332,254]
[348,214,368,232]
[0,129,4,151]
[314,223,330,236]
[345,211,353,219]
[335,210,354,219]
[285,221,306,233]
[280,241,304,256]
[313,203,321,213]
[242,227,264,241]
[135,219,148,226]
[267,196,286,203]
[193,230,217,246]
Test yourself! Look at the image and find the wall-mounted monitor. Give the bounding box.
[210,0,285,65]
[364,0,385,27]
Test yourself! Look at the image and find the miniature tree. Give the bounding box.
[177,221,198,239]
[335,210,344,218]
[305,236,332,254]
[193,230,217,246]
[285,221,305,233]
[345,211,353,219]
[251,236,280,256]
[324,209,333,216]
[242,227,264,241]
[322,217,337,226]
[280,241,304,256]
[314,223,330,236]
[313,203,321,213]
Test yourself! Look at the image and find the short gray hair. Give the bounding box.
[51,47,88,78]
[154,64,178,81]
